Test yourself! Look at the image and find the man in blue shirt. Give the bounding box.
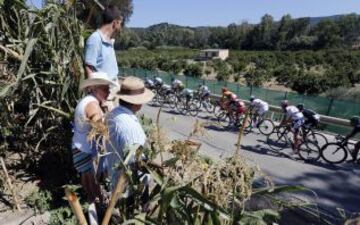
[106,76,155,189]
[85,5,122,81]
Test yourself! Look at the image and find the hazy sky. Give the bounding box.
[27,0,360,27]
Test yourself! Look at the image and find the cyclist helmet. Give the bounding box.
[297,103,304,111]
[280,100,289,109]
[350,116,360,127]
[249,95,255,102]
[155,77,163,84]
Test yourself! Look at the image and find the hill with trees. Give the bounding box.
[117,13,360,50]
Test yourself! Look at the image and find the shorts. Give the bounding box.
[291,119,305,132]
[257,108,268,117]
[72,149,94,174]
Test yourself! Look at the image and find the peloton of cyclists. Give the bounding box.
[279,100,305,154]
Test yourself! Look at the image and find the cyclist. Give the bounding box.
[234,99,247,119]
[180,88,194,105]
[153,76,164,89]
[343,116,360,162]
[296,104,320,129]
[249,96,269,127]
[279,100,305,153]
[221,87,237,113]
[171,78,184,93]
[145,77,155,90]
[197,84,211,99]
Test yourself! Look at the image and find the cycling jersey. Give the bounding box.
[285,105,304,121]
[251,99,269,111]
[198,85,209,93]
[181,88,193,97]
[302,109,320,122]
[235,100,246,114]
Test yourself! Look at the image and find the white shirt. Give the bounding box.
[251,99,269,111]
[106,106,146,188]
[72,95,99,154]
[285,105,304,121]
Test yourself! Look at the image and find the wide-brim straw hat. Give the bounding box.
[116,76,154,105]
[79,72,119,91]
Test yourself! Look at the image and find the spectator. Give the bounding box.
[72,72,118,203]
[84,5,122,81]
[106,76,154,189]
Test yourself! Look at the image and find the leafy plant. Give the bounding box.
[49,206,77,225]
[25,190,53,214]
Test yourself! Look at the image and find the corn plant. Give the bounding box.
[0,0,84,168]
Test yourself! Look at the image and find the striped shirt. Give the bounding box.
[106,105,146,188]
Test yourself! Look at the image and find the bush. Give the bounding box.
[25,190,52,214]
[184,63,202,77]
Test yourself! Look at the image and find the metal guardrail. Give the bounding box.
[210,94,352,128]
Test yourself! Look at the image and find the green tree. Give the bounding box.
[184,63,202,77]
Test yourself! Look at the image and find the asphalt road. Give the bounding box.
[140,103,360,216]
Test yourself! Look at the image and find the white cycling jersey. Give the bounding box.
[251,99,269,111]
[199,85,209,93]
[181,88,193,96]
[285,105,304,121]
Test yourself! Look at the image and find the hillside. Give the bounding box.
[117,13,360,51]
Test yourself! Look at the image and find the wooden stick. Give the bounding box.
[0,157,21,211]
[101,173,127,225]
[65,188,88,225]
[0,45,23,61]
[235,110,250,156]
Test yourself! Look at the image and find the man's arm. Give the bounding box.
[85,101,103,123]
[84,34,100,78]
[85,64,97,78]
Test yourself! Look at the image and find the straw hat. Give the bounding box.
[116,76,154,105]
[79,72,119,90]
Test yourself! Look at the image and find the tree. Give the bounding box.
[76,0,133,28]
[313,20,341,49]
[184,63,202,77]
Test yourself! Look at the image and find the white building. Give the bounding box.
[199,49,229,61]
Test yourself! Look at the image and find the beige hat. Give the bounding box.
[79,72,119,91]
[116,76,154,105]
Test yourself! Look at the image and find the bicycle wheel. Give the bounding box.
[214,105,225,119]
[258,119,275,135]
[192,98,202,110]
[204,99,215,113]
[217,112,232,128]
[168,93,177,109]
[189,102,199,117]
[321,143,348,164]
[267,130,290,151]
[176,100,186,115]
[306,132,328,149]
[298,141,321,161]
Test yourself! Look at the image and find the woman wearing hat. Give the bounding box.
[72,72,118,203]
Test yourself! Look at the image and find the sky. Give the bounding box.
[27,0,360,27]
